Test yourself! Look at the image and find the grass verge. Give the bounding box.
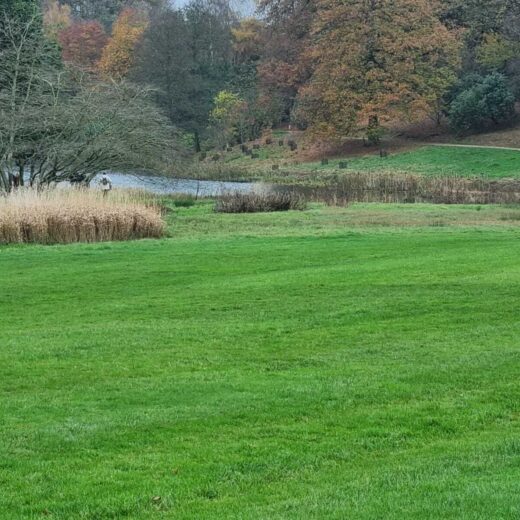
[1,203,519,518]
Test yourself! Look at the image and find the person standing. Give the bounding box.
[99,173,112,196]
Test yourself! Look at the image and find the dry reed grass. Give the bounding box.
[276,173,520,205]
[0,188,165,244]
[215,191,306,213]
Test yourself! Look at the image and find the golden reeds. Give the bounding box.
[0,188,165,245]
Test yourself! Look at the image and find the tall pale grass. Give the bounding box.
[0,188,165,244]
[275,173,520,205]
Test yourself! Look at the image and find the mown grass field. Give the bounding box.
[306,146,520,178]
[219,144,520,182]
[1,203,520,519]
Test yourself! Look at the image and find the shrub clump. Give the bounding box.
[448,73,515,131]
[170,196,196,207]
[0,188,165,244]
[215,191,306,213]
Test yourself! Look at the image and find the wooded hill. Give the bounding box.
[4,0,520,166]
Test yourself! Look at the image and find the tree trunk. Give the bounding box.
[194,131,201,153]
[367,114,381,146]
[17,161,25,187]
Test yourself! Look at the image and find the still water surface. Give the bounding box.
[94,173,258,196]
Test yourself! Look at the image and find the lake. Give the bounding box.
[96,173,258,196]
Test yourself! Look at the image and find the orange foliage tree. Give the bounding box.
[299,0,461,141]
[98,8,148,80]
[59,20,108,70]
[257,0,315,124]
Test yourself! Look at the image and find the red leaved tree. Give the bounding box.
[59,20,108,70]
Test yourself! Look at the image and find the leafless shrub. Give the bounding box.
[0,188,165,244]
[215,191,306,213]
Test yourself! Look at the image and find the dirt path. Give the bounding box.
[427,142,520,152]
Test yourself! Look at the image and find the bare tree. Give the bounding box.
[0,13,178,192]
[21,75,177,186]
[0,13,48,191]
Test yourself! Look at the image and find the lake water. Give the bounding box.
[95,173,258,196]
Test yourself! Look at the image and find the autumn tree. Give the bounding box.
[232,18,263,65]
[98,7,148,79]
[59,20,108,69]
[209,90,249,147]
[58,0,162,28]
[299,0,461,141]
[257,0,315,124]
[476,33,518,70]
[0,5,177,192]
[439,1,518,70]
[439,0,520,99]
[230,19,263,98]
[43,0,72,42]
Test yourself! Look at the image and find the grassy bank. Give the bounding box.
[194,144,520,184]
[309,145,520,178]
[1,204,520,518]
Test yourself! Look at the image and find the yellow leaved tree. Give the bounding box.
[43,0,72,42]
[98,8,148,80]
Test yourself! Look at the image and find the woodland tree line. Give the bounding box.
[1,0,520,190]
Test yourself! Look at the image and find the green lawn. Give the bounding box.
[1,204,520,518]
[304,146,520,178]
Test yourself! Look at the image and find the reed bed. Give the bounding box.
[215,191,306,213]
[275,173,520,205]
[0,188,165,245]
